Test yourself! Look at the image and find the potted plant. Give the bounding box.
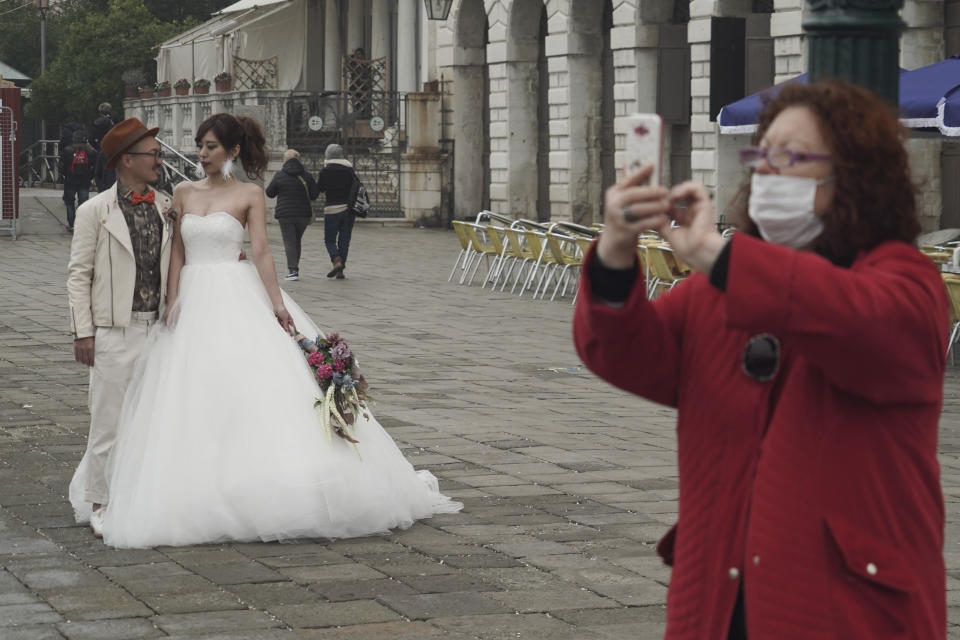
[122,69,144,99]
[174,78,191,96]
[156,80,171,97]
[193,78,211,94]
[214,71,232,92]
[138,84,154,99]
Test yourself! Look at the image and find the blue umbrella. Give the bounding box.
[901,55,960,129]
[718,74,809,134]
[718,61,960,134]
[939,85,960,137]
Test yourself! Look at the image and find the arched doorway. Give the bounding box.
[453,0,489,220]
[507,0,550,221]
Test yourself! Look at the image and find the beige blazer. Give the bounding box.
[67,182,173,339]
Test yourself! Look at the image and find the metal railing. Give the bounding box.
[156,138,198,196]
[19,139,61,187]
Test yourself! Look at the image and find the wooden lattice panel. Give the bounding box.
[342,56,387,118]
[233,55,279,90]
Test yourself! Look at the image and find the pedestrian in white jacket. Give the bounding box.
[66,117,172,538]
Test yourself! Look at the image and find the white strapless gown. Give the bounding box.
[69,212,461,548]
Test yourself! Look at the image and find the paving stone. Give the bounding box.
[272,600,400,627]
[257,551,351,568]
[152,609,283,634]
[56,617,165,640]
[438,554,523,569]
[277,563,386,584]
[0,602,63,626]
[485,587,620,613]
[163,633,293,640]
[40,586,154,619]
[228,582,324,607]
[137,588,246,614]
[309,578,418,601]
[0,625,66,639]
[293,620,451,639]
[396,572,502,594]
[429,612,604,640]
[377,591,510,619]
[190,562,287,584]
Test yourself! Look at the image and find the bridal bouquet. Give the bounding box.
[294,331,370,449]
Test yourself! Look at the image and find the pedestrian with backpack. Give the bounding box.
[62,130,95,232]
[317,144,368,279]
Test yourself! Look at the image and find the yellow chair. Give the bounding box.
[518,229,560,297]
[646,244,687,298]
[537,232,583,300]
[449,220,474,282]
[943,274,960,363]
[498,227,538,293]
[461,222,503,286]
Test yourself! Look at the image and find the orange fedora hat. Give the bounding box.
[102,117,160,169]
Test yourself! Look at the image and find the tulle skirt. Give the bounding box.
[70,260,461,548]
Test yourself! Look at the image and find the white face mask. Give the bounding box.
[748,173,829,249]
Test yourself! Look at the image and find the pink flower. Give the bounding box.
[315,364,333,380]
[333,359,346,372]
[307,352,325,366]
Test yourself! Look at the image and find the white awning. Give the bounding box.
[215,0,290,14]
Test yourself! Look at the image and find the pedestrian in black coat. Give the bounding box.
[91,103,115,151]
[265,149,320,281]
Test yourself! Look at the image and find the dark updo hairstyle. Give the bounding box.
[729,79,920,267]
[195,113,268,180]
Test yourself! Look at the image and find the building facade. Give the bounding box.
[434,0,960,230]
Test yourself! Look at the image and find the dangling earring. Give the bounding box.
[222,157,235,180]
[193,161,205,179]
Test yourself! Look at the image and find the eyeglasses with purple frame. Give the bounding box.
[738,146,831,169]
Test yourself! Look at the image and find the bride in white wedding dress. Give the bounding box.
[69,114,461,548]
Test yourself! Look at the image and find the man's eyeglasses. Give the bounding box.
[125,149,164,161]
[738,146,830,169]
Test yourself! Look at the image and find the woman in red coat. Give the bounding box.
[574,80,949,639]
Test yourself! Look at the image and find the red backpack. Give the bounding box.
[70,148,90,175]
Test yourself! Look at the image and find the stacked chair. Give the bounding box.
[449,211,707,303]
[449,212,596,302]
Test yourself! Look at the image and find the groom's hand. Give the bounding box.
[74,337,95,367]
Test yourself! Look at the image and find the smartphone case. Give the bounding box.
[625,113,664,186]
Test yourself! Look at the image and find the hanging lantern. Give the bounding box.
[423,0,454,20]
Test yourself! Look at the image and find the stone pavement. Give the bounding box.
[1,189,960,639]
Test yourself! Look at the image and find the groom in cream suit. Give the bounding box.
[67,118,172,537]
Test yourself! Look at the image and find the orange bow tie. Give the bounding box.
[130,190,155,205]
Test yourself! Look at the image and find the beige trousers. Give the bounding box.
[82,312,157,505]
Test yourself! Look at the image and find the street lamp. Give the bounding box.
[804,0,905,106]
[36,0,49,143]
[422,0,453,21]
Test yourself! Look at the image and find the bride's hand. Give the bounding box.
[274,307,295,334]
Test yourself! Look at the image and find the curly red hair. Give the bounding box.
[729,80,920,266]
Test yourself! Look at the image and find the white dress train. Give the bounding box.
[69,211,461,548]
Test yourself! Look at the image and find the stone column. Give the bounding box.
[324,0,342,91]
[397,0,418,92]
[903,0,946,230]
[347,1,364,53]
[401,92,446,225]
[372,0,391,61]
[453,43,486,220]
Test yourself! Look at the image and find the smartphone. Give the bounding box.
[625,113,664,186]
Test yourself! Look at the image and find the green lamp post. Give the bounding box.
[803,0,905,105]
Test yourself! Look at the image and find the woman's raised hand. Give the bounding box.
[596,164,671,269]
[659,181,725,274]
